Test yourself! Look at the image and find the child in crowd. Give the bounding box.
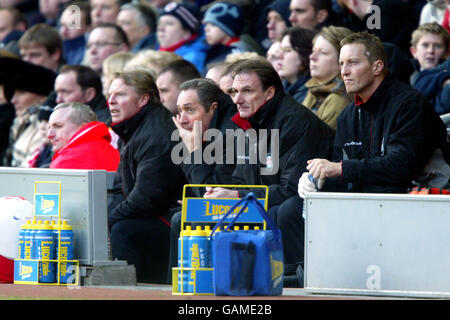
[202,2,259,71]
[410,22,450,85]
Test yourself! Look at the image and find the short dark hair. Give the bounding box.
[120,2,157,32]
[93,22,130,47]
[231,58,284,93]
[283,27,318,72]
[19,23,62,56]
[157,59,201,87]
[310,0,332,12]
[340,31,388,75]
[59,64,102,95]
[179,78,224,112]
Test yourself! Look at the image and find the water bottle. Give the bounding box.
[18,220,32,259]
[35,220,56,283]
[188,226,209,293]
[55,221,74,284]
[177,226,192,293]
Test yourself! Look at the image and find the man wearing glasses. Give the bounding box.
[86,22,129,75]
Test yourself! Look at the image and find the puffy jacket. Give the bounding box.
[231,93,335,208]
[159,34,209,73]
[50,121,119,171]
[174,34,209,73]
[330,74,448,193]
[108,104,186,229]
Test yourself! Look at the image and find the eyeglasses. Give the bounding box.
[86,41,122,50]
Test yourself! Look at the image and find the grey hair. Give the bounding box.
[54,102,97,126]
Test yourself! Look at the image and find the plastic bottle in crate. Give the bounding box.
[18,220,32,259]
[25,220,38,260]
[55,221,74,284]
[178,225,192,293]
[35,220,56,283]
[188,226,208,293]
[204,225,212,268]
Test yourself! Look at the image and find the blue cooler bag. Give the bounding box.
[210,193,284,296]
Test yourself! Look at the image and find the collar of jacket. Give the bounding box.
[305,74,345,94]
[62,34,85,48]
[209,94,236,130]
[111,105,149,143]
[89,92,107,111]
[285,73,310,94]
[231,92,284,130]
[132,32,157,52]
[354,73,395,110]
[159,34,198,52]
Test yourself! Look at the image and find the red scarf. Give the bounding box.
[443,9,450,35]
[225,37,240,46]
[159,34,198,52]
[231,112,252,130]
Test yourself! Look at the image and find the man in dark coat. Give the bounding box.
[287,32,448,287]
[204,58,335,208]
[202,59,335,286]
[107,69,186,283]
[168,78,237,274]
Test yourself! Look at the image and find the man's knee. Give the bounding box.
[171,211,181,229]
[277,196,304,226]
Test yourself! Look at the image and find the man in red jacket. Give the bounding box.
[47,102,120,171]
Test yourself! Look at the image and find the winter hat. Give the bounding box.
[203,2,244,38]
[0,57,56,97]
[265,0,292,26]
[38,105,54,121]
[160,2,201,34]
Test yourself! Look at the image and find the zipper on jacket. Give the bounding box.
[369,114,373,153]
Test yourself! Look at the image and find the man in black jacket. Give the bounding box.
[107,69,186,283]
[287,32,448,287]
[203,59,335,285]
[204,58,335,208]
[168,78,237,273]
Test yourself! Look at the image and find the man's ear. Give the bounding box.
[84,87,96,103]
[210,101,218,113]
[372,60,385,76]
[138,93,150,108]
[265,85,275,102]
[410,46,417,59]
[51,49,61,65]
[316,9,329,24]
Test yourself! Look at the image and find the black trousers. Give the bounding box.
[168,211,182,273]
[267,196,305,275]
[110,217,171,284]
